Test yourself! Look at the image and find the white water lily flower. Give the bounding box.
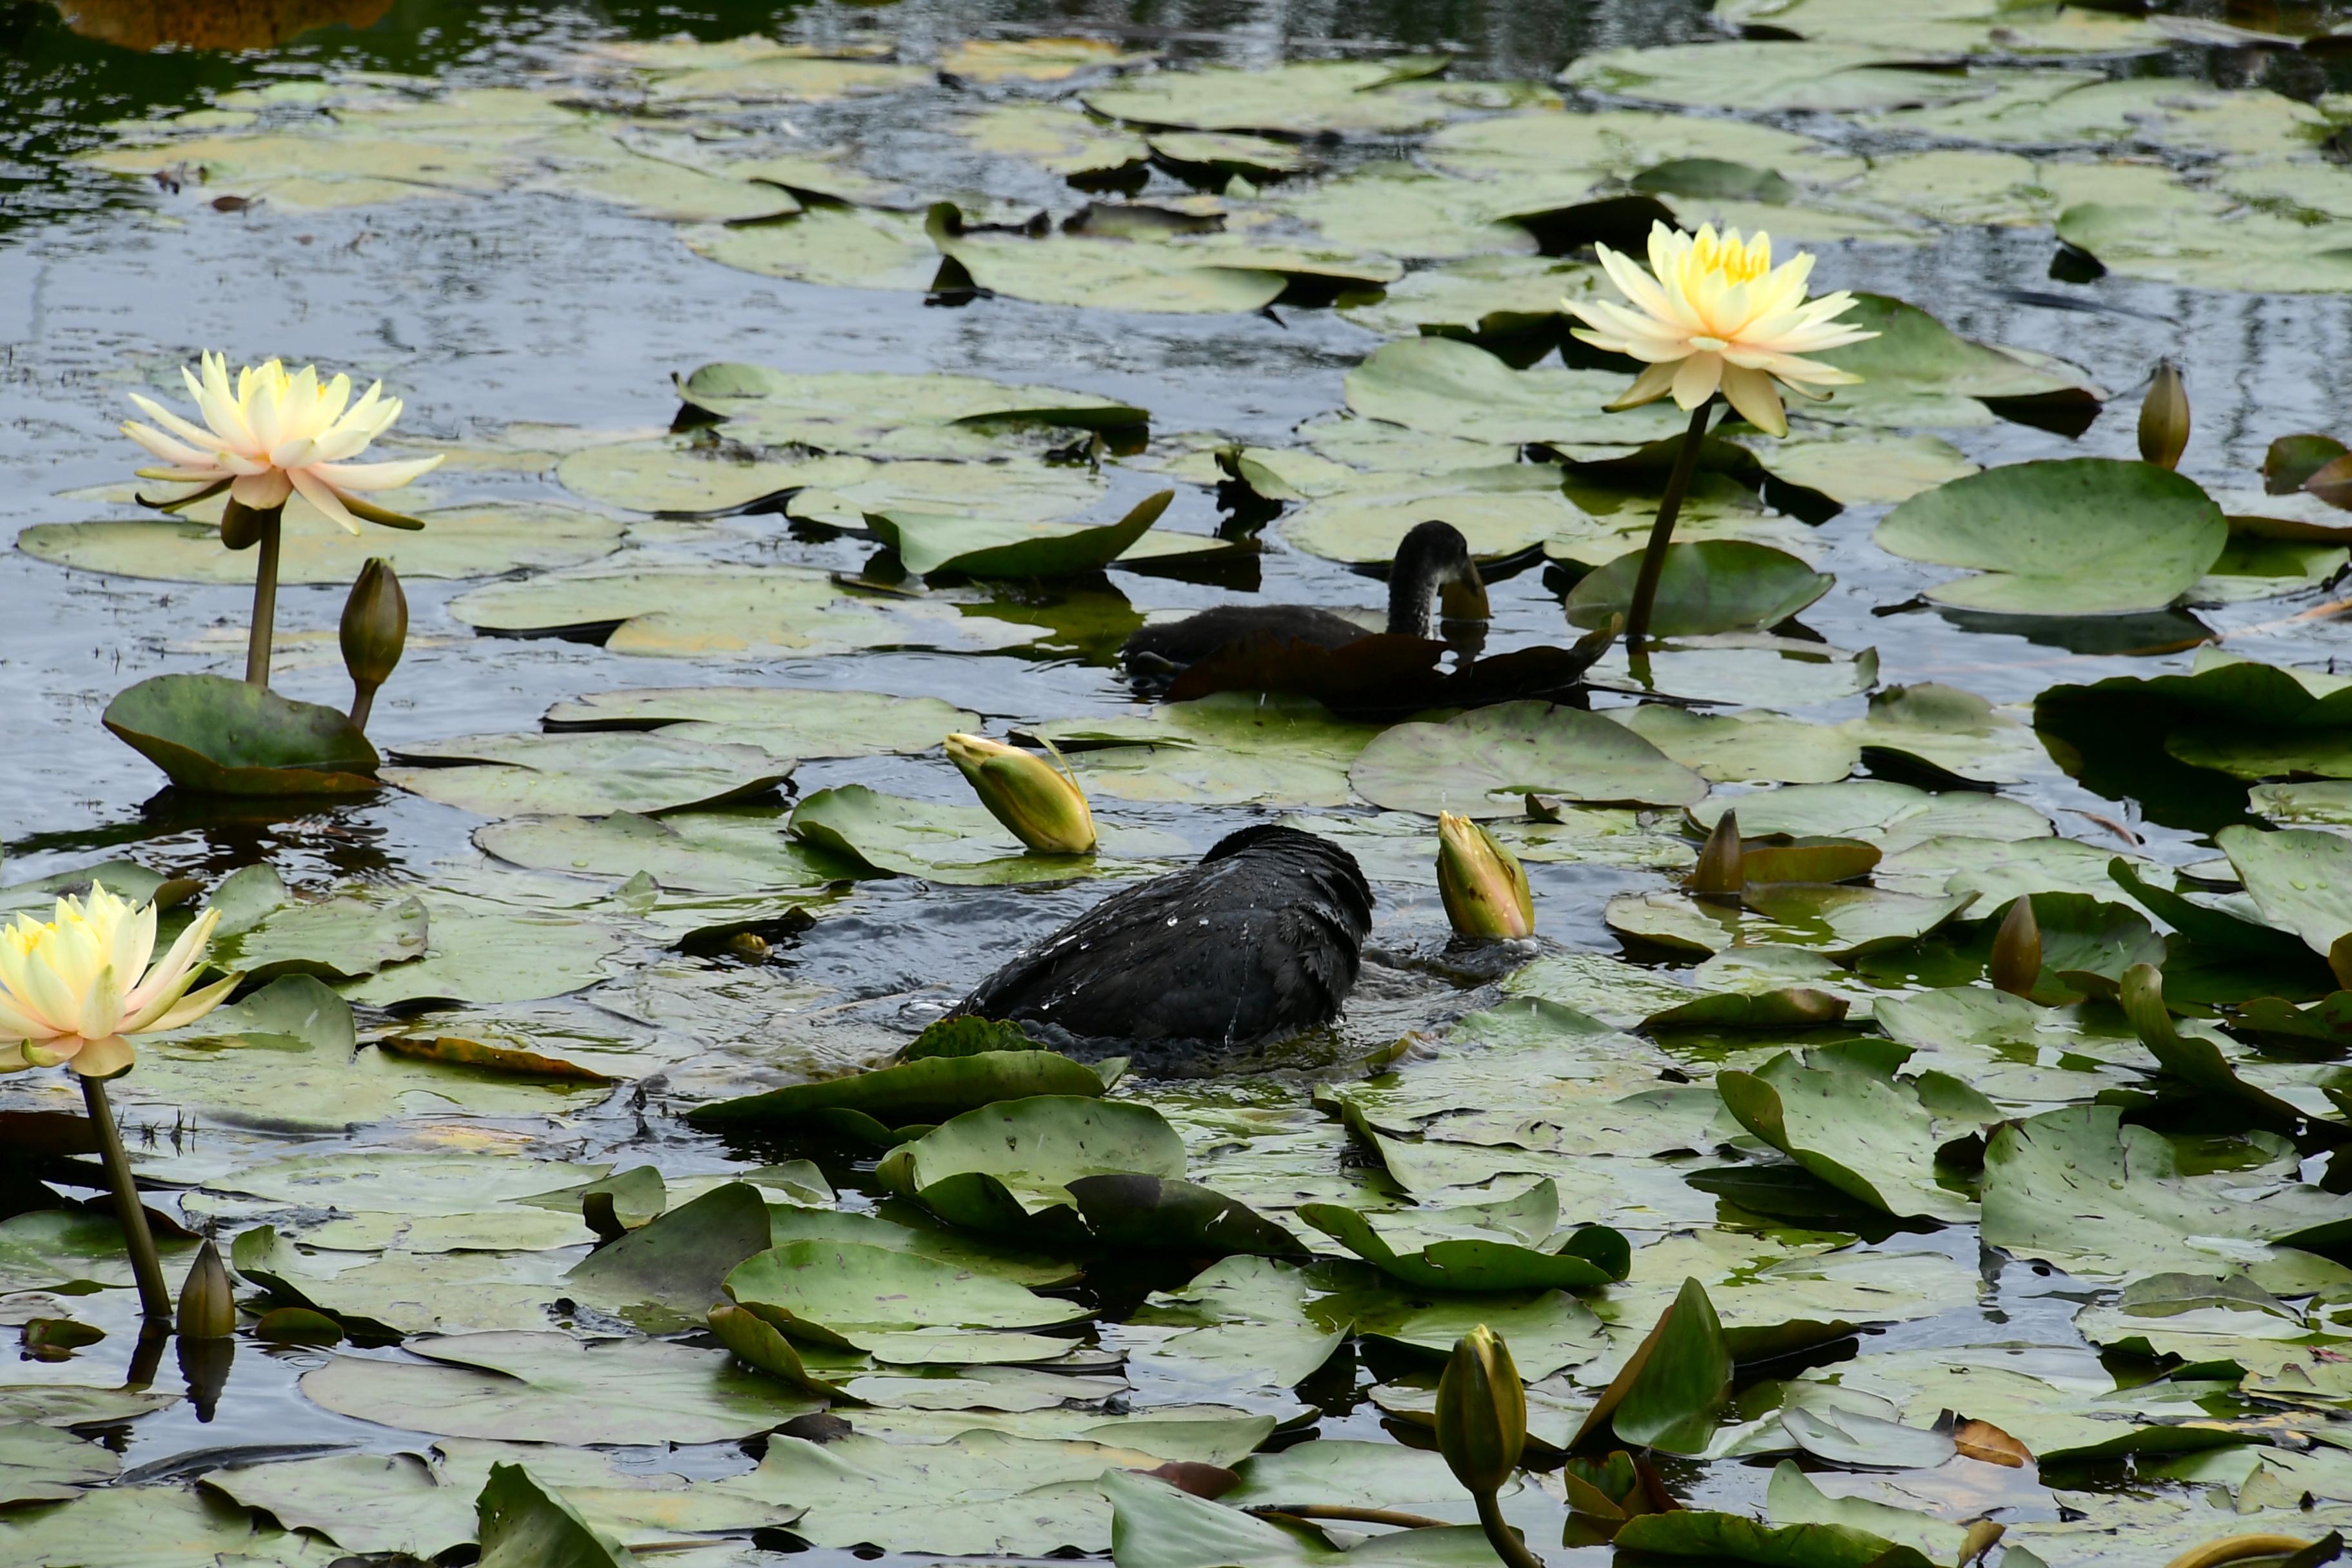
[122,352,443,532]
[1566,222,1876,438]
[0,884,237,1079]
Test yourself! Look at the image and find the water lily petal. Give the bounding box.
[67,1035,134,1078]
[231,470,295,510]
[309,454,444,491]
[289,469,364,535]
[1671,351,1723,410]
[143,972,238,1034]
[121,420,223,472]
[1720,363,1788,438]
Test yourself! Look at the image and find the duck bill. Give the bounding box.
[1439,564,1490,621]
[1436,812,1534,939]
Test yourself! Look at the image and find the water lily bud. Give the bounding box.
[340,557,407,730]
[218,498,266,550]
[1990,896,2041,998]
[1691,810,1742,898]
[176,1239,237,1340]
[1436,1325,1527,1496]
[1437,812,1534,939]
[2139,359,2190,470]
[944,733,1096,854]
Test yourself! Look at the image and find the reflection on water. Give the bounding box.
[45,0,391,52]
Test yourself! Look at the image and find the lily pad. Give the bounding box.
[687,1050,1108,1132]
[1349,701,1709,817]
[1344,337,1686,447]
[21,502,622,583]
[1566,542,1832,636]
[1083,58,1458,137]
[789,785,1182,885]
[723,1239,1092,1345]
[1807,294,2104,430]
[300,1331,825,1444]
[104,673,379,796]
[1875,458,2226,614]
[871,491,1179,578]
[478,810,853,896]
[1981,1105,2347,1286]
[543,686,977,757]
[683,206,947,293]
[877,1096,1188,1244]
[1565,41,1992,114]
[2217,825,2352,958]
[447,559,1044,658]
[384,732,792,818]
[1297,1189,1629,1292]
[1718,1050,1977,1222]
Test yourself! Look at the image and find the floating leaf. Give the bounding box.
[1349,701,1708,817]
[871,491,1181,578]
[104,674,378,796]
[788,785,1182,885]
[22,502,622,583]
[1875,458,2226,614]
[687,1049,1108,1132]
[723,1240,1091,1346]
[1082,57,1458,137]
[1565,542,1832,636]
[384,732,791,818]
[877,1096,1188,1244]
[1718,1050,1975,1222]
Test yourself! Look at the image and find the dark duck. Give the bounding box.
[1121,519,1487,676]
[956,825,1372,1064]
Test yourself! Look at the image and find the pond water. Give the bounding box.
[6,2,2352,1565]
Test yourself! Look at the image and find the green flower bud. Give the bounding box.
[945,733,1096,854]
[1438,812,1534,939]
[340,557,407,730]
[176,1238,237,1340]
[2139,360,2190,471]
[1436,1324,1527,1496]
[1690,809,1742,899]
[1989,895,2041,998]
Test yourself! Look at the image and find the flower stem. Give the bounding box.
[1623,399,1718,654]
[1475,1491,1547,1568]
[349,683,378,732]
[246,507,284,688]
[81,1075,170,1320]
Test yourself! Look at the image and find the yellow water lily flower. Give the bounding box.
[945,733,1097,854]
[0,883,237,1078]
[122,352,442,531]
[1566,222,1875,438]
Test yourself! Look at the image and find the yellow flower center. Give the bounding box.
[1688,226,1772,285]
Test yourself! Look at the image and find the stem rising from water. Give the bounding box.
[246,508,284,687]
[82,1074,170,1320]
[1475,1490,1547,1568]
[1623,399,1717,653]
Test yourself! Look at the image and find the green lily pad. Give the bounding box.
[2058,197,2352,294]
[384,732,791,818]
[543,686,977,757]
[553,440,868,513]
[0,1422,116,1506]
[723,1240,1092,1345]
[0,1210,196,1295]
[766,1208,1080,1293]
[687,1049,1108,1132]
[1297,1189,1629,1293]
[1607,885,1970,959]
[1609,1275,1735,1455]
[1615,1506,1932,1568]
[209,878,429,982]
[871,490,1179,578]
[1745,431,1977,505]
[1982,1105,2347,1286]
[446,559,1044,658]
[0,1487,340,1568]
[1689,779,2051,848]
[1035,694,1380,808]
[1349,700,1709,817]
[104,673,379,796]
[1428,106,1828,186]
[565,1182,774,1330]
[1583,633,1881,707]
[1082,57,1458,137]
[1565,41,1991,113]
[789,785,1182,885]
[1605,707,1858,786]
[477,810,852,895]
[960,103,1151,180]
[300,1331,825,1443]
[1344,337,1686,447]
[1565,542,1832,636]
[1875,458,2226,614]
[1337,253,1606,341]
[680,361,1146,438]
[1279,471,1587,565]
[2217,825,2352,957]
[337,889,627,1007]
[1807,294,2103,429]
[683,206,946,293]
[1103,1469,1501,1568]
[21,502,622,584]
[1718,1050,1976,1222]
[475,1464,632,1568]
[877,1096,1188,1244]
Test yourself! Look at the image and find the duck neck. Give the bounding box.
[1385,553,1442,638]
